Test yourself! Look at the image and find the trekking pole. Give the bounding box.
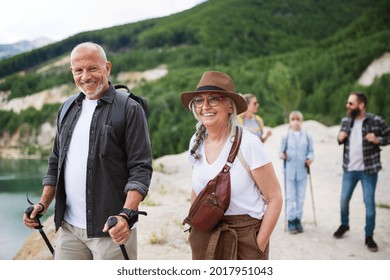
[283,159,287,231]
[283,128,289,232]
[306,165,317,227]
[24,196,54,255]
[106,216,130,260]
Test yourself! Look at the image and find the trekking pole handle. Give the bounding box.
[25,194,44,219]
[106,216,130,260]
[24,205,43,218]
[24,205,43,229]
[24,198,54,255]
[106,216,119,229]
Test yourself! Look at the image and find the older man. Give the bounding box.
[23,42,153,259]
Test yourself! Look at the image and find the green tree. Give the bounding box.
[267,62,303,122]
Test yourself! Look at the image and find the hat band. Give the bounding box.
[196,85,225,91]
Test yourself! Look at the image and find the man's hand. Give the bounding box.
[102,215,130,245]
[338,131,349,143]
[365,133,379,144]
[305,159,313,167]
[23,204,45,229]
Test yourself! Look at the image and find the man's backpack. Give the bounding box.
[58,84,148,147]
[114,84,148,115]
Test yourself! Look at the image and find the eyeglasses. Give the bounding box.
[192,95,225,108]
[290,118,301,121]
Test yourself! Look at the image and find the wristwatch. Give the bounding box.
[120,208,139,228]
[119,208,148,228]
[121,208,137,219]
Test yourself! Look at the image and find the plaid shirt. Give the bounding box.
[338,113,390,174]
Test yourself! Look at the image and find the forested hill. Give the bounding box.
[0,0,389,158]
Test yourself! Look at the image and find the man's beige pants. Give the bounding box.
[54,221,137,260]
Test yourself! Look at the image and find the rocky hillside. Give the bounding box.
[1,0,389,159]
[358,52,390,86]
[1,51,390,159]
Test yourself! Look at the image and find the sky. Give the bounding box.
[0,0,206,44]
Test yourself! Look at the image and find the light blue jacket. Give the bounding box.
[279,129,314,181]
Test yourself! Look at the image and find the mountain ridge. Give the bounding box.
[0,37,53,60]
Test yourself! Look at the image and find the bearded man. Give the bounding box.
[333,92,390,252]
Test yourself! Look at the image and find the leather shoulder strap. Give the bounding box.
[222,126,243,173]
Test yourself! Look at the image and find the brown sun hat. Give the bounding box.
[180,71,248,114]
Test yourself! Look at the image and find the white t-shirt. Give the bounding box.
[348,119,365,171]
[242,118,262,139]
[188,129,271,220]
[64,98,98,228]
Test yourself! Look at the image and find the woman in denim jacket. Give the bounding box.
[280,111,314,234]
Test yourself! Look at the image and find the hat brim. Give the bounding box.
[180,90,247,115]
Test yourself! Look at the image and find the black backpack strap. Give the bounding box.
[112,84,148,148]
[110,89,129,148]
[58,94,78,130]
[59,85,145,148]
[114,84,130,92]
[114,84,148,116]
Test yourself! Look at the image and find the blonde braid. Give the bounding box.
[190,123,206,160]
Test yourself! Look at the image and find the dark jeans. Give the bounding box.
[340,171,378,236]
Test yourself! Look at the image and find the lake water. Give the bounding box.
[0,158,53,260]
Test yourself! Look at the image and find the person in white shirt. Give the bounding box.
[23,42,152,259]
[180,71,282,260]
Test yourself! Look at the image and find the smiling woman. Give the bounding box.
[180,71,283,260]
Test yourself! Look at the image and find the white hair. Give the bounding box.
[70,42,107,64]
